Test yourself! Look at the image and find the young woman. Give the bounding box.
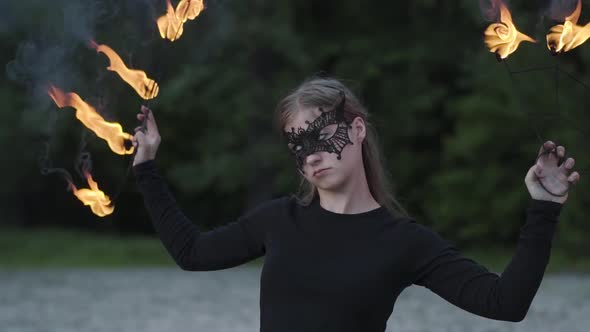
[131,77,580,332]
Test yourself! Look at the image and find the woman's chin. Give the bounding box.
[315,177,346,192]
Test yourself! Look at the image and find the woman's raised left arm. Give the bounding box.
[406,199,561,322]
[406,140,580,322]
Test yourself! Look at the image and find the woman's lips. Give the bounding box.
[313,168,331,176]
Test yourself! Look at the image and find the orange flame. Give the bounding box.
[483,1,536,59]
[69,170,114,217]
[176,0,205,22]
[47,85,134,155]
[157,0,184,41]
[157,0,205,42]
[89,41,159,100]
[546,0,590,54]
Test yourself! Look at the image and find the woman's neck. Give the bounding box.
[316,166,380,214]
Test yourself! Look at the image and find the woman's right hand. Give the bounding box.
[132,105,161,166]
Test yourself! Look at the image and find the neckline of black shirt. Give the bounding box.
[309,195,389,220]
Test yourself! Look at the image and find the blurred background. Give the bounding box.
[0,0,589,331]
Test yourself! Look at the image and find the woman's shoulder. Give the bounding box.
[395,217,456,255]
[240,195,295,220]
[389,216,445,241]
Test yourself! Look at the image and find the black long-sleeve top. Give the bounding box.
[133,160,562,332]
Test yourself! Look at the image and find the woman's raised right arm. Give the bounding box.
[133,160,273,271]
[131,106,275,271]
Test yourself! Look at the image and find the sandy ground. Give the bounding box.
[0,266,588,332]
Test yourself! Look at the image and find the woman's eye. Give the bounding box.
[288,143,300,152]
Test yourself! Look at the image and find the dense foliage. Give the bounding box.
[2,0,589,254]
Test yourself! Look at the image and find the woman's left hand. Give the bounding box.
[525,141,581,204]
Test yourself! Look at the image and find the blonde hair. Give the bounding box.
[273,77,408,218]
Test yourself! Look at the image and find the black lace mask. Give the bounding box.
[283,91,354,173]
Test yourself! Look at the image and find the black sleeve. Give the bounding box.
[132,160,278,271]
[406,199,562,322]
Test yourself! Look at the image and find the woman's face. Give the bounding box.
[283,107,366,191]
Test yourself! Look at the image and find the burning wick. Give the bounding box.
[483,1,536,60]
[47,85,135,156]
[41,164,114,217]
[157,0,184,41]
[68,170,114,217]
[176,0,205,22]
[546,0,590,55]
[89,41,159,100]
[157,0,205,42]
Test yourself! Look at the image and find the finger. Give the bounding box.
[525,164,539,184]
[141,105,150,114]
[134,126,144,133]
[568,171,580,183]
[538,147,559,167]
[534,163,544,177]
[562,157,575,171]
[146,108,159,133]
[538,140,555,156]
[137,113,146,121]
[134,131,145,140]
[556,145,565,159]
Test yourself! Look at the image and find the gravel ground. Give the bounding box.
[0,266,588,332]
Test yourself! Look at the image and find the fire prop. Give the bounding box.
[89,41,159,100]
[547,0,590,54]
[47,85,135,156]
[68,170,114,217]
[157,0,205,41]
[44,1,205,217]
[483,1,536,60]
[481,1,590,197]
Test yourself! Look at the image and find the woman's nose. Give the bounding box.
[305,152,321,165]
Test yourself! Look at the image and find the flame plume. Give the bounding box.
[68,170,114,217]
[47,85,134,156]
[483,1,536,60]
[157,0,205,42]
[89,41,159,100]
[176,0,205,22]
[157,0,184,41]
[547,0,590,54]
